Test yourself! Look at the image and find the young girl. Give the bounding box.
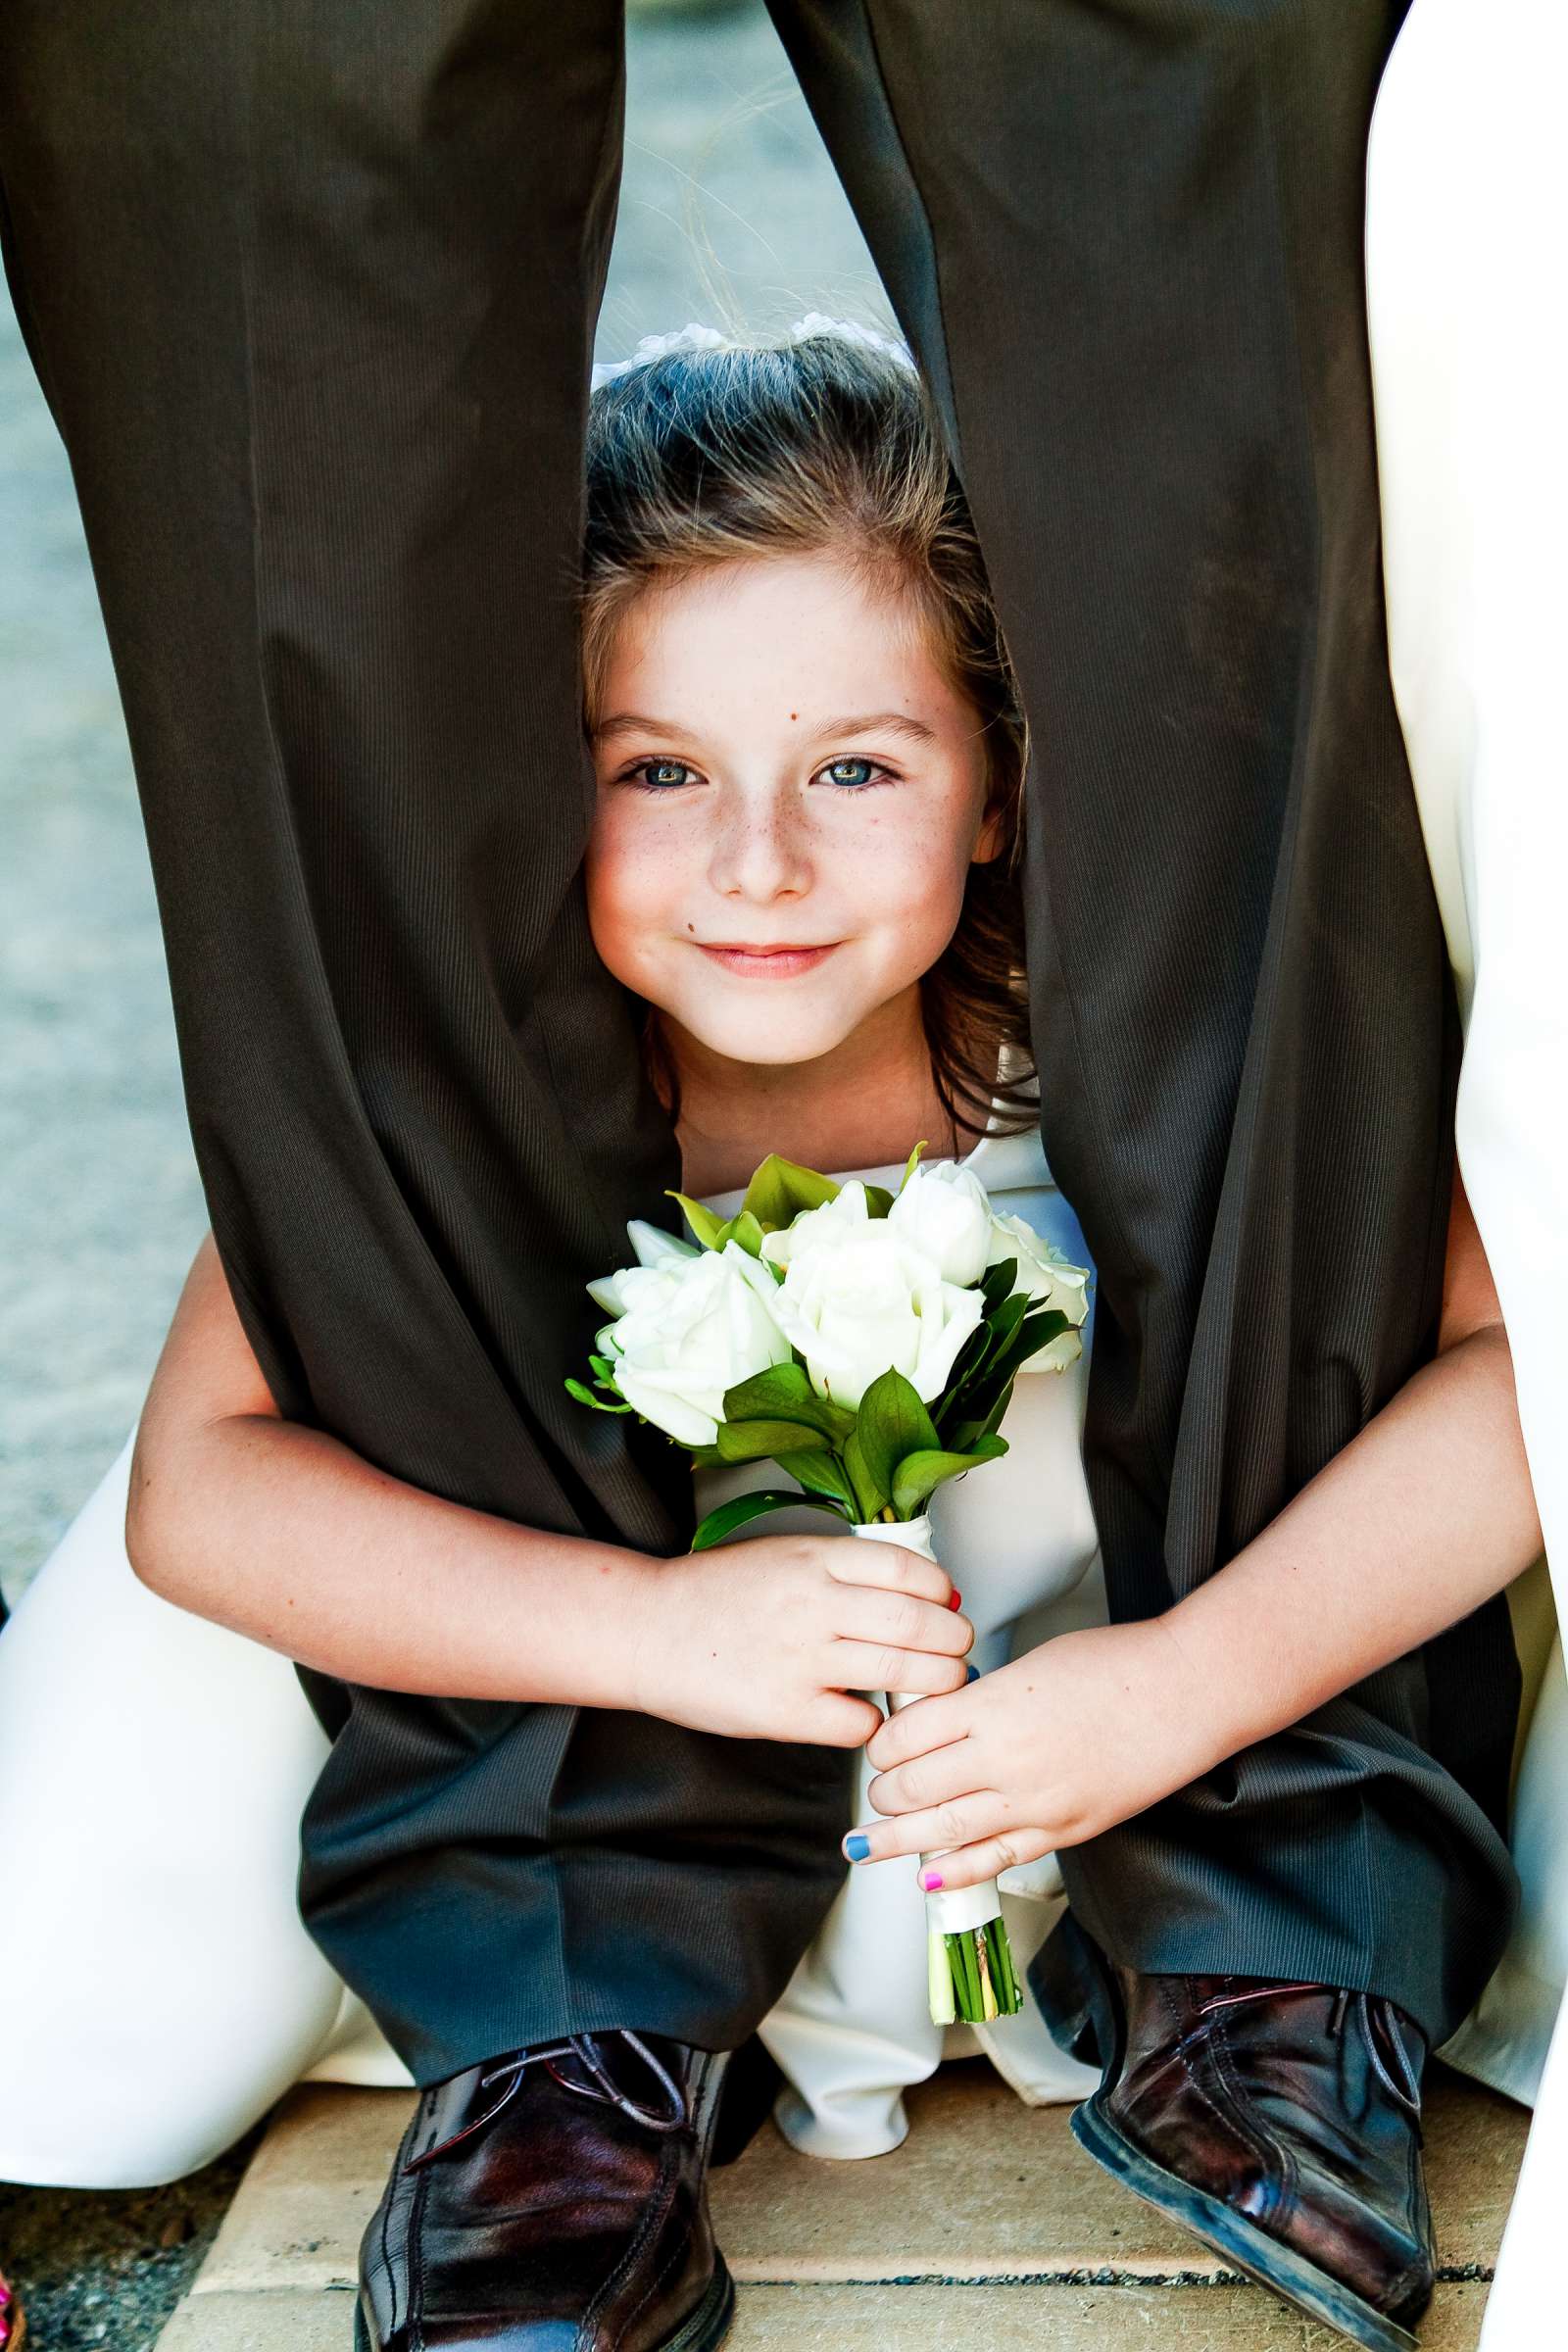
[0,325,1544,2239]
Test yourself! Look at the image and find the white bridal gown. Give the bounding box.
[1365,1,1568,2337]
[0,1082,1102,2186]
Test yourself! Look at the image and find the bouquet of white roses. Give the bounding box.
[566,1141,1090,2025]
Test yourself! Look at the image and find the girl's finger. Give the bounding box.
[812,1691,888,1748]
[828,1642,969,1699]
[834,1581,972,1660]
[905,1827,1057,1892]
[867,1741,989,1817]
[825,1539,954,1611]
[842,1790,1009,1862]
[865,1686,971,1772]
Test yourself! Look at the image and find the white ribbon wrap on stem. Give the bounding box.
[849,1515,1003,1936]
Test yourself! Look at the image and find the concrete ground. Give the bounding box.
[0,1,879,2338]
[155,2065,1522,2350]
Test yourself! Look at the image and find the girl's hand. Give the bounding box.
[843,1618,1219,1890]
[631,1530,974,1746]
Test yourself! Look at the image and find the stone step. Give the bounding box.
[158,2060,1527,2349]
[157,2279,1496,2351]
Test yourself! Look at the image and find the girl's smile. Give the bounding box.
[695,941,842,977]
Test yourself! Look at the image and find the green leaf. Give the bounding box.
[979,1255,1018,1310]
[891,1435,1008,1517]
[861,1182,895,1218]
[690,1488,849,1548]
[934,1322,992,1425]
[985,1289,1035,1351]
[687,1443,727,1467]
[843,1423,889,1522]
[938,1292,1034,1431]
[985,1306,1072,1392]
[741,1152,842,1233]
[715,1208,767,1258]
[977,1382,1014,1444]
[1015,1305,1073,1360]
[665,1191,727,1250]
[714,1418,830,1463]
[897,1139,930,1195]
[952,1320,993,1376]
[787,1451,859,1509]
[723,1362,857,1443]
[564,1374,631,1415]
[853,1368,940,1504]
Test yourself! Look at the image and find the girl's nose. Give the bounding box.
[709,794,813,904]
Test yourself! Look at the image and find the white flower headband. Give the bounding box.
[590,312,916,392]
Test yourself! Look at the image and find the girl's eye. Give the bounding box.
[817,757,891,790]
[625,758,698,791]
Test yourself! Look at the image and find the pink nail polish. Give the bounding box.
[921,1869,944,1890]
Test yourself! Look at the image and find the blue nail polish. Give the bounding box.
[844,1833,872,1862]
[965,1663,980,1684]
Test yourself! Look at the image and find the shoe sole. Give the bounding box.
[1070,2099,1418,2352]
[354,2251,735,2351]
[663,2255,737,2351]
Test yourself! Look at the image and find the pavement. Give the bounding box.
[156,2064,1522,2351]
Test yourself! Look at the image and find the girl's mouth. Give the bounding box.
[696,943,840,978]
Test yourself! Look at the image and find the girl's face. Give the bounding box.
[585,550,1004,1070]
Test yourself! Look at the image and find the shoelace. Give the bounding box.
[480,2030,690,2132]
[405,2027,692,2173]
[1195,1982,1425,2126]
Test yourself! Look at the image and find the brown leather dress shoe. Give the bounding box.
[1054,1934,1435,2352]
[357,2030,734,2351]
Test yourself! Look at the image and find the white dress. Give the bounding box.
[1365,3,1568,2334]
[0,1092,1102,2187]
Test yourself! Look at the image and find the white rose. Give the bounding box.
[759,1179,876,1272]
[626,1217,704,1272]
[593,1240,792,1447]
[764,1216,984,1411]
[888,1159,995,1287]
[985,1211,1091,1372]
[585,1219,700,1317]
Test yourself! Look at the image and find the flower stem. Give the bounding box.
[928,1929,956,2025]
[932,1918,1025,2024]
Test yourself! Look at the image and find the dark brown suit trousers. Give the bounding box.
[0,0,1516,2083]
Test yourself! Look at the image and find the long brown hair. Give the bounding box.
[582,327,1037,1145]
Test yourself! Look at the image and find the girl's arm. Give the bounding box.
[125,1234,973,1742]
[852,1166,1544,1884]
[126,1234,655,1709]
[1132,1165,1540,1750]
